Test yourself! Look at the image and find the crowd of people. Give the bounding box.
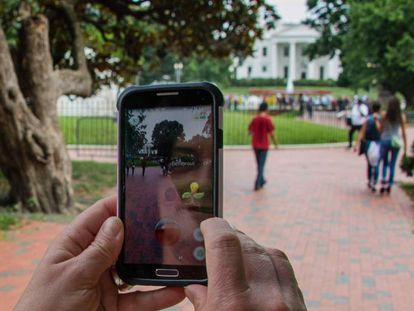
[247,94,408,196]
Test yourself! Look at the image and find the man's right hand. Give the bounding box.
[185,218,307,311]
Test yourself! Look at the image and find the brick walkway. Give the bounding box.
[1,148,414,310]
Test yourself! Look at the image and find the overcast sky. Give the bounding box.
[267,0,308,23]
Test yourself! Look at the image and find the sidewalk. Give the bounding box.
[1,148,414,310]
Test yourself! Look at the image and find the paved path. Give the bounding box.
[1,148,414,310]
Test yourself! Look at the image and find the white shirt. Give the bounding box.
[350,103,368,126]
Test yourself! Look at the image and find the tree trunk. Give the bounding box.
[0,5,92,213]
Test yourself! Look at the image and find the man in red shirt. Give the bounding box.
[248,102,278,190]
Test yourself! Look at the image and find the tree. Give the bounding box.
[305,0,414,106]
[125,111,147,159]
[342,0,414,106]
[152,120,185,160]
[304,0,349,60]
[0,0,277,212]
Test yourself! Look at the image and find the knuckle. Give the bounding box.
[208,231,241,252]
[269,249,290,262]
[243,239,267,256]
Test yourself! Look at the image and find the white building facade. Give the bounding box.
[235,23,342,81]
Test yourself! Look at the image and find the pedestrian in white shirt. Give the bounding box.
[348,98,369,148]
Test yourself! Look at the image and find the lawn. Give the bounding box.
[59,111,348,146]
[59,116,117,145]
[225,111,347,145]
[0,161,117,230]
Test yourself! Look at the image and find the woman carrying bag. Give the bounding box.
[378,97,407,194]
[355,102,382,192]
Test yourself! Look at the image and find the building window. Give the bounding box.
[262,47,267,56]
[319,66,325,80]
[262,65,267,72]
[284,66,289,79]
[283,46,289,57]
[248,66,252,77]
[301,72,307,79]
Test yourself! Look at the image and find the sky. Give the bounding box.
[267,0,308,23]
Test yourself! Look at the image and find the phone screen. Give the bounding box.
[123,104,213,267]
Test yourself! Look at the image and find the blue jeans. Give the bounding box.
[365,141,380,185]
[380,139,400,187]
[254,149,268,188]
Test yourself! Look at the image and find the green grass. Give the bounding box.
[0,161,117,229]
[222,86,379,99]
[60,111,347,146]
[59,116,117,145]
[224,111,348,145]
[72,161,117,206]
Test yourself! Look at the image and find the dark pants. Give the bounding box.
[254,149,268,189]
[348,125,362,147]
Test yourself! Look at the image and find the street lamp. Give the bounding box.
[174,62,183,83]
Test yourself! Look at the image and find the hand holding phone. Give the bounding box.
[185,218,307,311]
[116,82,223,286]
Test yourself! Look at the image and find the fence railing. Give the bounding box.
[58,93,350,159]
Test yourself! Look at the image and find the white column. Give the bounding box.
[307,60,315,79]
[286,41,296,92]
[289,41,296,81]
[272,42,278,78]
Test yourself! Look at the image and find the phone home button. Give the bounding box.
[155,269,179,278]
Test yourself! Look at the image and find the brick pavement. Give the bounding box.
[1,148,414,310]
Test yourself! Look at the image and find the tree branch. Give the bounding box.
[88,0,153,19]
[55,0,92,97]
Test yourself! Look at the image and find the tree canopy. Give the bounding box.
[152,120,185,159]
[305,0,414,106]
[1,0,278,89]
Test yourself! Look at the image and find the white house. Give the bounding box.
[234,23,342,81]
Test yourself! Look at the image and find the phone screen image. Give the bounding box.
[123,105,213,267]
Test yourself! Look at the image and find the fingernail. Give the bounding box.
[103,217,122,239]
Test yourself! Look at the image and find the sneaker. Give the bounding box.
[371,186,377,193]
[386,186,391,194]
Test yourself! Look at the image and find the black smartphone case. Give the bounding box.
[116,82,223,286]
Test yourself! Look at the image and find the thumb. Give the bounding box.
[185,285,207,310]
[77,217,124,283]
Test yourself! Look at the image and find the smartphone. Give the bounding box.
[116,82,223,286]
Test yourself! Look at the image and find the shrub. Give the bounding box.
[230,78,337,87]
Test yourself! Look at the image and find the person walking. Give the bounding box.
[348,98,368,148]
[355,102,382,192]
[141,156,147,176]
[131,162,135,176]
[248,102,278,191]
[378,96,407,194]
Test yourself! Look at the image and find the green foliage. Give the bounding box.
[138,53,233,86]
[0,213,19,230]
[1,1,279,88]
[182,192,191,199]
[306,0,414,105]
[293,79,337,87]
[231,78,287,87]
[304,0,349,59]
[230,78,337,87]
